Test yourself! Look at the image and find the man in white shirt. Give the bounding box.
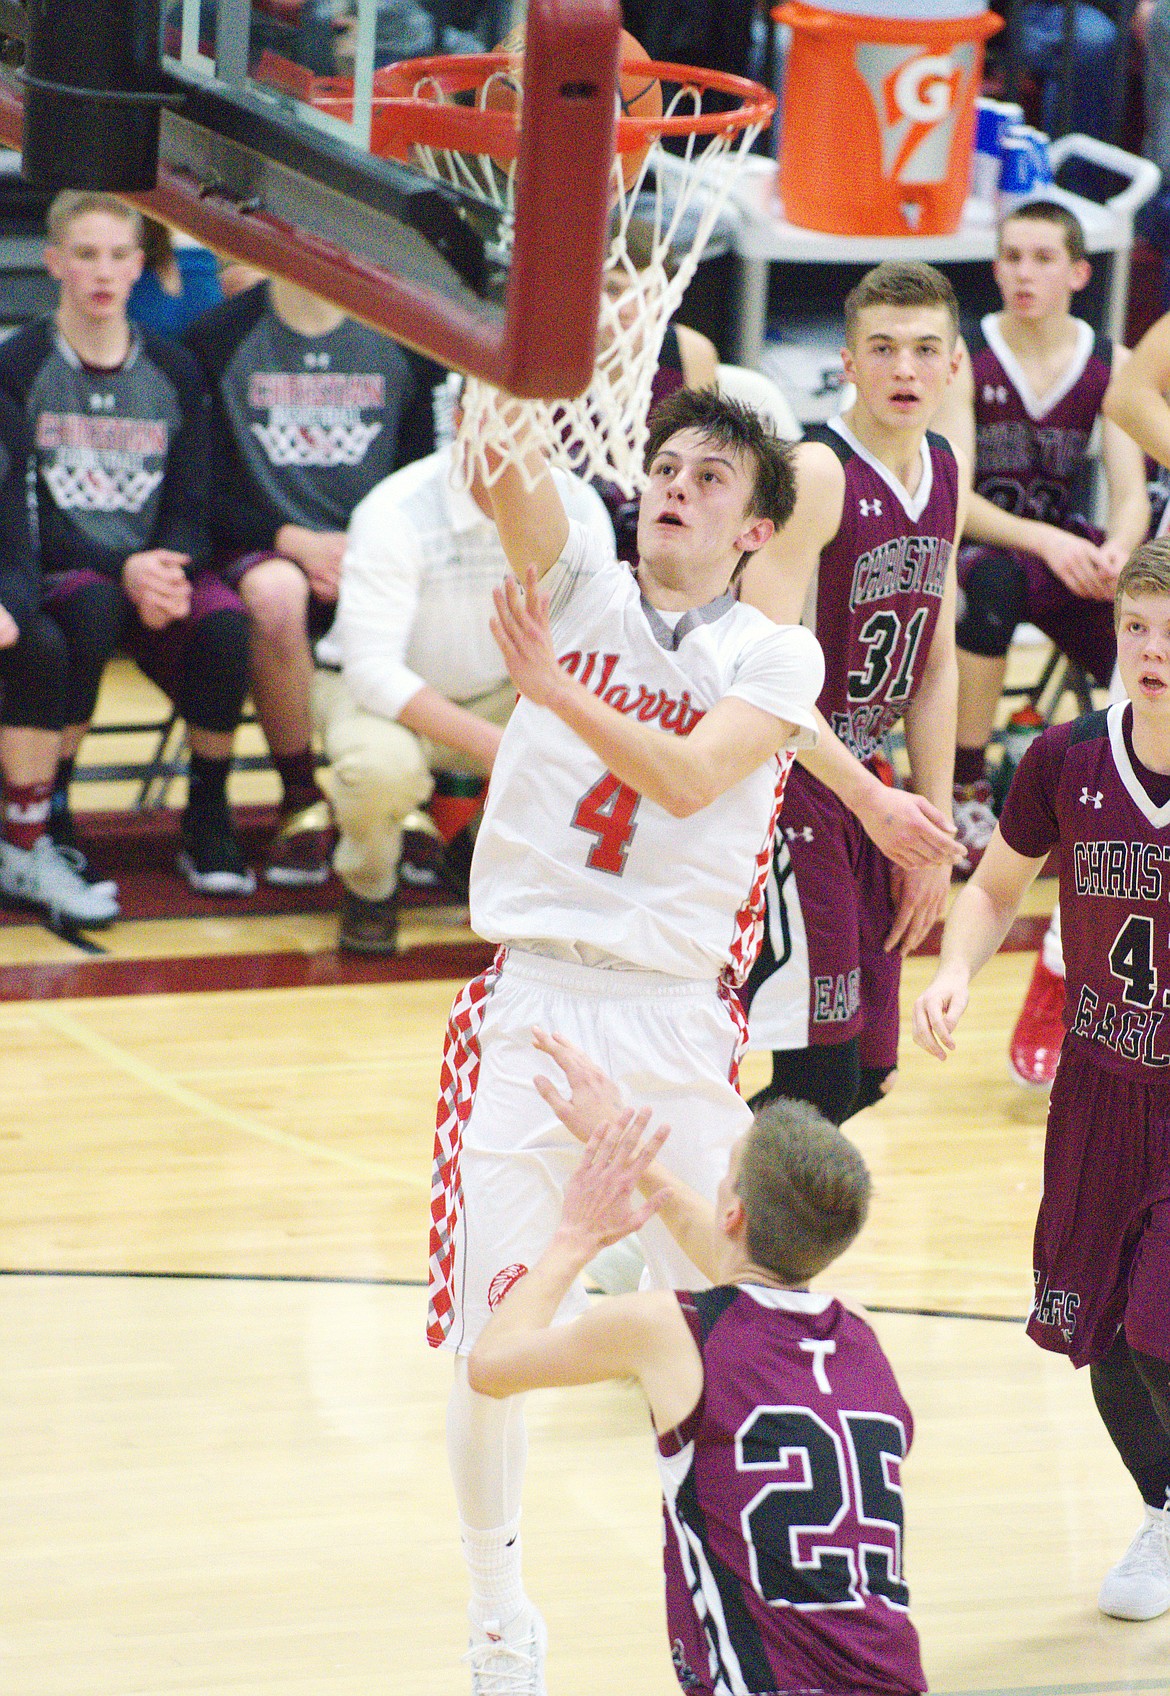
[317,442,613,951]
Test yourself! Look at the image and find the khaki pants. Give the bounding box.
[310,669,514,900]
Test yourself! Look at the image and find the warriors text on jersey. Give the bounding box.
[659,1285,925,1696]
[807,419,958,764]
[469,522,824,982]
[970,312,1112,527]
[999,702,1170,1076]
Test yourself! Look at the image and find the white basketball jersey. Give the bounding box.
[471,522,823,980]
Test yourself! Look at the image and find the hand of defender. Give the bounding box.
[1037,526,1113,600]
[858,783,965,870]
[532,1028,624,1142]
[557,1108,671,1253]
[490,565,562,708]
[885,861,950,957]
[122,549,192,630]
[911,964,970,1059]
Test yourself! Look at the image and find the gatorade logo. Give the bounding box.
[855,41,976,189]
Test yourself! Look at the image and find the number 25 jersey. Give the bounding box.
[659,1286,925,1696]
[469,522,824,982]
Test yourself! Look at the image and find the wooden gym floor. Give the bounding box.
[3,662,1166,1696]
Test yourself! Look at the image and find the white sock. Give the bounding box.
[460,1515,526,1628]
[1042,904,1064,978]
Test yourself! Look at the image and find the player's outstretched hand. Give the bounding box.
[885,862,950,957]
[911,964,970,1059]
[533,1028,624,1142]
[558,1108,672,1253]
[858,784,965,870]
[490,565,561,706]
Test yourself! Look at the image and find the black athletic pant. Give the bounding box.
[1091,1332,1170,1510]
[0,612,70,730]
[748,1038,893,1127]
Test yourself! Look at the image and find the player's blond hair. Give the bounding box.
[843,260,960,348]
[735,1099,871,1284]
[47,192,143,247]
[1115,537,1170,624]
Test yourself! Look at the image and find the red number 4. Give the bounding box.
[571,773,640,874]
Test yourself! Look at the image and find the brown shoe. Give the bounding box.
[338,887,399,954]
[264,798,334,888]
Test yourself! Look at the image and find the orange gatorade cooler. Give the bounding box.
[774,0,1003,236]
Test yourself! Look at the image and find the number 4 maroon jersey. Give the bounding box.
[809,419,959,765]
[658,1286,925,1696]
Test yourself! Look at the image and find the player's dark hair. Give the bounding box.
[997,198,1087,264]
[843,260,960,348]
[1115,537,1170,624]
[47,192,143,246]
[735,1098,871,1283]
[643,386,797,532]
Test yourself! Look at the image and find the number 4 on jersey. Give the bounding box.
[572,772,640,874]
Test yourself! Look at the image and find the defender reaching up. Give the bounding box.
[428,386,823,1695]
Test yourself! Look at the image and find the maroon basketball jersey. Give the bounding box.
[657,1285,925,1696]
[810,418,958,764]
[999,702,1170,1078]
[970,312,1113,527]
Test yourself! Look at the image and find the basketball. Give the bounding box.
[487,25,662,191]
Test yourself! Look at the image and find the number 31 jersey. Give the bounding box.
[658,1285,925,1696]
[470,523,824,982]
[809,419,958,764]
[999,702,1170,1076]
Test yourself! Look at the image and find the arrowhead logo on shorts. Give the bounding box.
[487,1263,529,1309]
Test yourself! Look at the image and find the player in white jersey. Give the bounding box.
[429,386,823,1695]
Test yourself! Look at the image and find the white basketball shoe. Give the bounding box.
[464,1604,548,1695]
[1098,1503,1170,1620]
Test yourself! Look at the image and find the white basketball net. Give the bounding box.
[406,71,766,495]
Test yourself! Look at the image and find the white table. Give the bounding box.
[727,134,1161,372]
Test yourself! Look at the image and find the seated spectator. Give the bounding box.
[321,412,614,952]
[0,192,254,896]
[993,2,1122,144]
[0,388,118,926]
[932,201,1148,871]
[185,277,440,888]
[128,217,225,339]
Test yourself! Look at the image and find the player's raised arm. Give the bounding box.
[912,827,1047,1058]
[1104,310,1170,468]
[482,403,570,580]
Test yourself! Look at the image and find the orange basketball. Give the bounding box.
[487,25,661,191]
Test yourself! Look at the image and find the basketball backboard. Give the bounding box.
[0,0,623,397]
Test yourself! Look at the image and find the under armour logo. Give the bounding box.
[88,392,115,411]
[859,498,882,517]
[784,825,814,843]
[1079,787,1103,808]
[304,351,331,369]
[982,382,1008,405]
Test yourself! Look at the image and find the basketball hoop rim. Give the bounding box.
[356,56,775,159]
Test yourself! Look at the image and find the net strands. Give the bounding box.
[261,51,773,494]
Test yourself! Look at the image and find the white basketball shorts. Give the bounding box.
[427,946,752,1352]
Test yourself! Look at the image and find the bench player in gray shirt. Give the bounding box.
[185,277,438,888]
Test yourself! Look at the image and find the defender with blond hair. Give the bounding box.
[915,537,1170,1625]
[739,259,968,1128]
[470,1028,926,1696]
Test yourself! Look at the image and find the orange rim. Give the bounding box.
[269,54,775,163]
